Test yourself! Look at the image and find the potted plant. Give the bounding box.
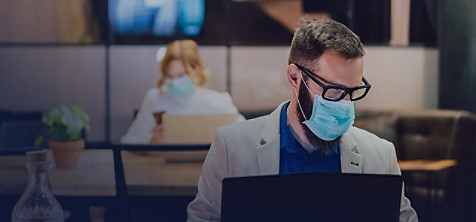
[42,105,89,168]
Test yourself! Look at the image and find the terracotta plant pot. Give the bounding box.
[48,139,85,168]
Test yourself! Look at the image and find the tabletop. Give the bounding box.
[121,151,204,196]
[397,159,457,172]
[0,149,116,196]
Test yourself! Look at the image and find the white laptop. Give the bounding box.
[161,114,240,162]
[162,114,240,143]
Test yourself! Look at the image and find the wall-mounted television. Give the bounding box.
[108,0,228,45]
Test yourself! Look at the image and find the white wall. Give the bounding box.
[0,45,439,142]
[231,47,292,111]
[0,46,106,141]
[358,46,439,109]
[230,46,439,112]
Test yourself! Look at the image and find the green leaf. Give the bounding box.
[43,105,90,141]
[34,135,43,147]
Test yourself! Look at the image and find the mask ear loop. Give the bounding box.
[294,89,309,122]
[294,76,310,121]
[300,73,315,95]
[295,72,317,121]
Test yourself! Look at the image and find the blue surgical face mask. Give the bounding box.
[296,75,355,141]
[166,75,195,97]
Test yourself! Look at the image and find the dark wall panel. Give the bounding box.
[439,1,476,221]
[439,0,476,113]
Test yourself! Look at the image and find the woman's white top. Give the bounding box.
[120,87,244,144]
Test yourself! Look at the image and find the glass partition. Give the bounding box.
[0,0,440,144]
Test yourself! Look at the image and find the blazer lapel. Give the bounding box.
[256,102,286,175]
[340,129,363,173]
[257,137,280,175]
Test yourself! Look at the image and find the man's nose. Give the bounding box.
[343,93,352,101]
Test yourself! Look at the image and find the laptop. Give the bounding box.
[161,114,240,162]
[221,173,402,222]
[162,114,240,143]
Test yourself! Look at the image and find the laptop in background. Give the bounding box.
[162,114,240,143]
[161,114,240,162]
[221,173,402,222]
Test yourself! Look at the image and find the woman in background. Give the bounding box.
[120,39,243,144]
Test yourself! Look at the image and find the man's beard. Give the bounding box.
[296,80,340,153]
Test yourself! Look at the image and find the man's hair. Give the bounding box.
[288,18,364,65]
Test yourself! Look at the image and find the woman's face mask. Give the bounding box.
[166,75,195,97]
[296,74,355,141]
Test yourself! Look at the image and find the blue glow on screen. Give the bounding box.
[110,0,205,36]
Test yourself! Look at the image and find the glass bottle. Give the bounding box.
[12,149,64,222]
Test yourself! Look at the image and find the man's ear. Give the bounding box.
[287,64,301,90]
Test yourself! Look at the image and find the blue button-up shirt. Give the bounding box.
[279,102,341,174]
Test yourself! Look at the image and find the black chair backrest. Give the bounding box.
[0,120,44,152]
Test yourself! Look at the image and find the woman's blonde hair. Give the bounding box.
[157,40,210,92]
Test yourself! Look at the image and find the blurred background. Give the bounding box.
[3,0,467,143]
[1,0,475,221]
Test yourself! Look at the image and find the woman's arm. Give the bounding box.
[120,89,159,144]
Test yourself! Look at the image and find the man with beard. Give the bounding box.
[187,18,418,222]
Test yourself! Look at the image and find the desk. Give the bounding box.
[398,159,457,222]
[121,151,203,196]
[398,159,457,172]
[0,149,116,197]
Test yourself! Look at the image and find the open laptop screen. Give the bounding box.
[221,173,402,222]
[162,114,240,144]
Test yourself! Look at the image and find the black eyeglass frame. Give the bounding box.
[295,64,371,101]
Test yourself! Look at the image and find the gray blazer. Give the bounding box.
[187,102,418,222]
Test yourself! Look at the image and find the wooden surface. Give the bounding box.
[121,151,203,196]
[398,159,457,172]
[3,150,456,198]
[0,149,115,196]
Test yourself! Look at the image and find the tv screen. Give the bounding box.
[109,0,227,44]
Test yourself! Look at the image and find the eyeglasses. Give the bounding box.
[295,64,371,101]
